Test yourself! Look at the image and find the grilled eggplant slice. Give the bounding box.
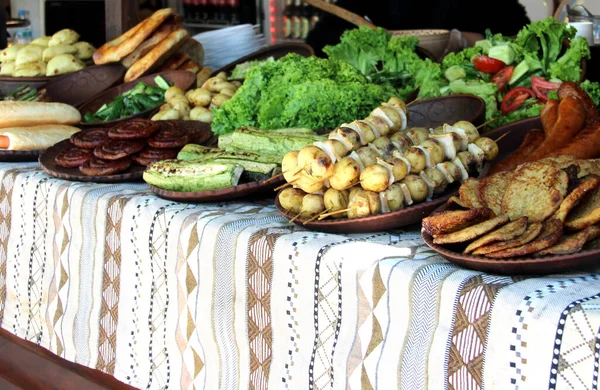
[144,160,243,192]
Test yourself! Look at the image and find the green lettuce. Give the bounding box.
[580,80,600,107]
[547,36,591,82]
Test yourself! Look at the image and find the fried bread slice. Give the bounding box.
[553,175,600,223]
[485,218,563,258]
[536,225,600,256]
[501,161,568,222]
[447,196,470,209]
[422,207,492,236]
[93,8,174,65]
[464,216,528,254]
[564,184,600,231]
[472,222,543,256]
[458,178,483,209]
[477,171,512,215]
[433,214,510,245]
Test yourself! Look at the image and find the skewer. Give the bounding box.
[493,131,511,143]
[303,208,331,224]
[407,98,420,107]
[264,172,284,183]
[318,207,352,220]
[274,180,295,192]
[476,117,498,130]
[288,212,303,224]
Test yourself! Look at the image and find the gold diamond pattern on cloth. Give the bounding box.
[448,276,511,390]
[0,170,19,322]
[96,196,131,374]
[248,229,287,390]
[348,264,387,390]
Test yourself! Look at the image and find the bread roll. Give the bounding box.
[49,29,80,46]
[0,124,80,150]
[30,36,51,47]
[43,44,77,62]
[0,102,81,127]
[46,54,85,76]
[1,44,26,63]
[72,42,96,60]
[15,44,44,66]
[14,61,46,77]
[93,8,174,65]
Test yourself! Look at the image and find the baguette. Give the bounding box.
[0,124,80,150]
[93,8,174,65]
[0,102,81,127]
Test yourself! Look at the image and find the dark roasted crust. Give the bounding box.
[79,157,131,176]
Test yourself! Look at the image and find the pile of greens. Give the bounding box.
[211,54,394,135]
[83,75,170,123]
[323,26,444,100]
[229,57,275,80]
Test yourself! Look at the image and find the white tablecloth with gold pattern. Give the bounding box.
[1,162,600,390]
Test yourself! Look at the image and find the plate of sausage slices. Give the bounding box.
[39,118,211,183]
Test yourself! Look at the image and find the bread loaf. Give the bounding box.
[0,102,81,127]
[0,124,80,150]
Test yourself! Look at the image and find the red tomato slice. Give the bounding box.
[491,66,515,93]
[473,55,506,74]
[530,76,562,102]
[500,86,536,115]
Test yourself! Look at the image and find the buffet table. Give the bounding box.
[1,162,600,390]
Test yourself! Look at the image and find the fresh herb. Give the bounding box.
[1,84,44,101]
[83,75,171,123]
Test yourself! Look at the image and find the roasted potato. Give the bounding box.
[42,44,77,62]
[15,44,44,66]
[30,36,51,47]
[1,44,26,62]
[72,42,95,60]
[165,86,186,103]
[186,88,212,107]
[211,93,230,108]
[49,29,80,46]
[14,61,46,77]
[0,61,15,76]
[46,54,85,76]
[190,106,212,123]
[160,108,182,120]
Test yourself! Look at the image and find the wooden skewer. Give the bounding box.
[407,98,420,107]
[340,182,360,191]
[476,117,498,130]
[274,181,294,192]
[264,172,284,184]
[494,131,511,143]
[376,157,394,169]
[303,208,331,224]
[318,207,352,220]
[288,212,303,224]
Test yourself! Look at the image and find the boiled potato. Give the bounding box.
[279,188,305,215]
[360,164,390,192]
[190,106,212,123]
[403,174,428,203]
[171,100,190,118]
[30,36,51,47]
[220,88,236,98]
[160,108,181,120]
[72,41,95,60]
[14,61,46,77]
[329,156,360,190]
[15,44,44,66]
[46,54,85,76]
[474,137,499,161]
[299,194,325,218]
[186,88,211,107]
[49,29,80,46]
[43,44,77,62]
[0,61,15,76]
[165,86,185,103]
[211,93,230,108]
[323,188,349,218]
[213,80,237,92]
[1,44,26,63]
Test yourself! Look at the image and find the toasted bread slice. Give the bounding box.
[464,216,528,254]
[472,222,543,256]
[458,178,483,209]
[485,219,563,258]
[121,14,183,68]
[124,28,190,82]
[422,207,492,236]
[447,196,470,209]
[477,171,512,215]
[501,161,568,222]
[565,184,600,230]
[156,52,190,71]
[537,225,600,256]
[433,214,510,245]
[554,175,600,223]
[93,8,174,65]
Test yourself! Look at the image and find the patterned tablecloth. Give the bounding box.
[1,162,600,390]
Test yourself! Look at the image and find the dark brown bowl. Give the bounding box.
[77,70,196,128]
[421,202,600,275]
[147,175,285,203]
[482,116,542,166]
[41,63,126,107]
[211,42,315,77]
[0,149,42,162]
[0,75,56,96]
[407,94,487,127]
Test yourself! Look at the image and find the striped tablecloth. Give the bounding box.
[1,162,600,390]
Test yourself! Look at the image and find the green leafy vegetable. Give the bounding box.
[229,57,275,79]
[580,80,600,107]
[547,36,591,82]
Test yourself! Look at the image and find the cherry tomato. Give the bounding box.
[473,55,506,74]
[530,76,562,102]
[491,66,514,93]
[500,87,536,115]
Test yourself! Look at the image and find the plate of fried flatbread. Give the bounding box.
[422,156,600,275]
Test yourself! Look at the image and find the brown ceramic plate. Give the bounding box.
[39,120,211,183]
[42,64,126,107]
[407,94,486,128]
[482,116,542,170]
[0,75,56,96]
[421,202,600,275]
[148,175,285,203]
[77,70,196,128]
[0,149,43,162]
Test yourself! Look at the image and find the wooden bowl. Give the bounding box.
[41,63,126,107]
[407,94,487,127]
[77,70,196,128]
[211,42,315,77]
[391,29,450,60]
[0,75,55,96]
